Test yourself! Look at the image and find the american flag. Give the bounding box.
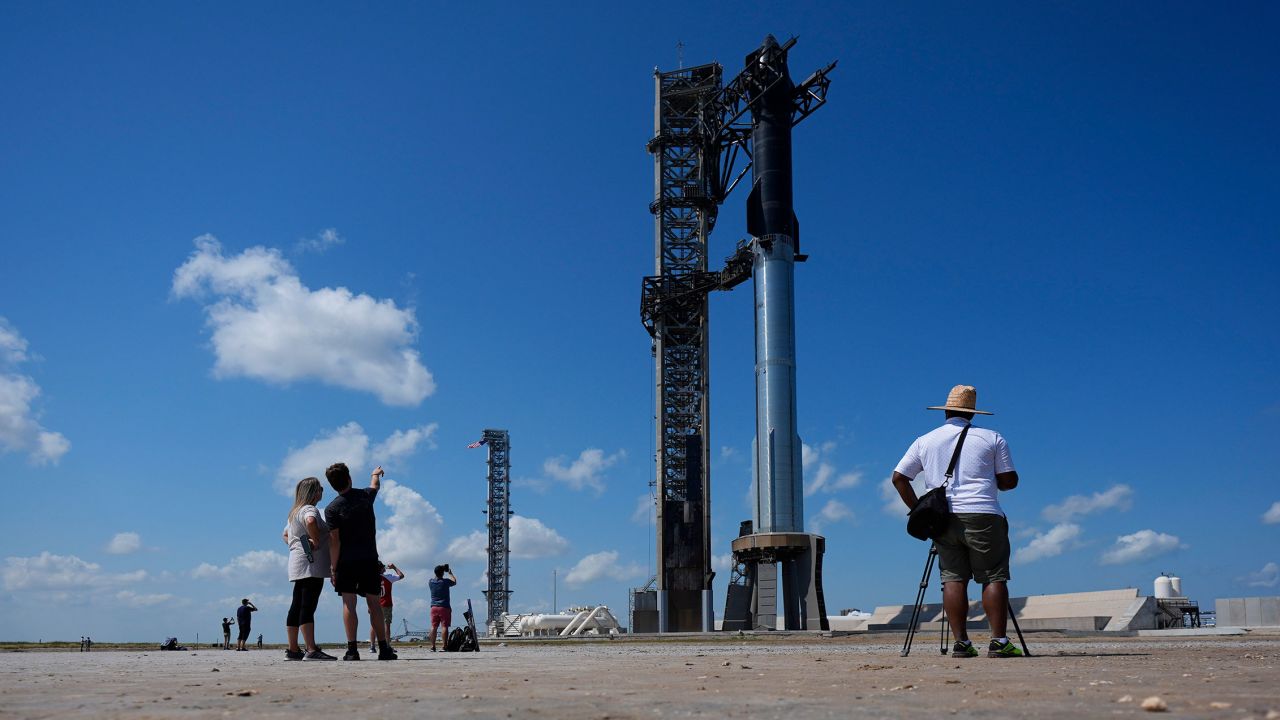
[466,438,487,449]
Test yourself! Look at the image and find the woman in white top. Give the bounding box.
[282,477,336,660]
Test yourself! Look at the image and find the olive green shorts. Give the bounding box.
[935,513,1011,584]
[382,606,393,627]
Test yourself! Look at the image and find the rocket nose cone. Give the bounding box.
[762,34,779,48]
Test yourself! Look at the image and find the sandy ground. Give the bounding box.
[1,634,1278,719]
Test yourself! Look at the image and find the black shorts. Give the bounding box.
[333,559,382,596]
[237,625,251,641]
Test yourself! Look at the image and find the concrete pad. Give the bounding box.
[1136,627,1248,637]
[4,634,1280,719]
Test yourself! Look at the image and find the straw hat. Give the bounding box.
[927,384,993,415]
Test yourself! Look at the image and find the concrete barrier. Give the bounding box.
[862,588,1161,633]
[1216,596,1280,627]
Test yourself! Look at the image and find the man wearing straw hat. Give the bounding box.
[890,385,1023,658]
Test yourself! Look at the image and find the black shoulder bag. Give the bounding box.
[906,423,970,541]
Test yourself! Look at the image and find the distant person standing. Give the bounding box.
[428,564,457,652]
[257,633,263,649]
[324,463,396,661]
[370,562,405,653]
[891,384,1022,658]
[283,476,337,661]
[221,618,232,649]
[235,599,257,651]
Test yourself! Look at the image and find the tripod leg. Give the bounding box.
[901,546,937,657]
[940,604,949,655]
[1007,598,1031,657]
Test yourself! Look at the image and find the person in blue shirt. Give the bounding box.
[428,564,457,652]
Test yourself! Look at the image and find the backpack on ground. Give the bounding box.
[444,626,465,652]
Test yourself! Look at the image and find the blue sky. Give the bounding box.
[1,2,1277,642]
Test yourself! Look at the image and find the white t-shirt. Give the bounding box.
[285,504,331,581]
[894,418,1016,516]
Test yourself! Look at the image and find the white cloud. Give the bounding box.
[445,516,569,563]
[720,446,738,461]
[1243,562,1279,588]
[0,319,70,466]
[1100,529,1185,565]
[172,234,435,406]
[543,448,626,493]
[631,494,654,525]
[1263,502,1280,525]
[0,321,29,364]
[274,421,436,494]
[115,590,175,608]
[294,228,344,254]
[564,550,645,587]
[215,594,291,611]
[880,476,913,518]
[374,424,439,459]
[713,553,734,573]
[802,441,862,496]
[1013,523,1082,564]
[810,498,854,533]
[1042,485,1134,523]
[2,552,146,592]
[445,531,487,562]
[191,550,287,586]
[376,479,445,569]
[510,516,569,558]
[105,532,142,555]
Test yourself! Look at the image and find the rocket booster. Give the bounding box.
[747,35,805,534]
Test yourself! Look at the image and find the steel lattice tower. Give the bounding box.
[640,63,723,632]
[481,429,511,636]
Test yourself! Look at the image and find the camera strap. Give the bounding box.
[942,423,971,490]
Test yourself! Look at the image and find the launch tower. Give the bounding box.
[640,36,834,632]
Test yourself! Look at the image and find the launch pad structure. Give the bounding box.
[480,429,512,637]
[639,36,835,633]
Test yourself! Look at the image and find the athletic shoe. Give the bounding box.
[304,649,337,661]
[284,649,305,661]
[377,646,398,661]
[369,642,376,654]
[988,639,1024,658]
[951,641,979,658]
[343,648,360,661]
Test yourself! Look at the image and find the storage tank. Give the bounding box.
[1154,575,1174,599]
[1170,576,1183,597]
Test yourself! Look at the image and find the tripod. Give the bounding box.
[901,544,1031,657]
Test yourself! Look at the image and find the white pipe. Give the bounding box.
[570,607,606,636]
[560,610,591,636]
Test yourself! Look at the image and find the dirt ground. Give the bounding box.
[1,633,1278,719]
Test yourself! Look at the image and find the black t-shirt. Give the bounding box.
[221,620,231,633]
[236,605,254,626]
[324,487,380,563]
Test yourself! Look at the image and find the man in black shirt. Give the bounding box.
[235,599,257,651]
[324,462,396,661]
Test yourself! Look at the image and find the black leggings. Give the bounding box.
[287,577,324,627]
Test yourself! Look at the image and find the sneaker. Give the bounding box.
[988,639,1024,658]
[377,646,398,661]
[951,641,979,658]
[304,649,337,661]
[284,649,305,661]
[369,642,377,654]
[343,648,361,661]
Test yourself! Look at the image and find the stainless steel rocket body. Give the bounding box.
[748,36,804,535]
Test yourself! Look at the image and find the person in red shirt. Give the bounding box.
[370,562,404,652]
